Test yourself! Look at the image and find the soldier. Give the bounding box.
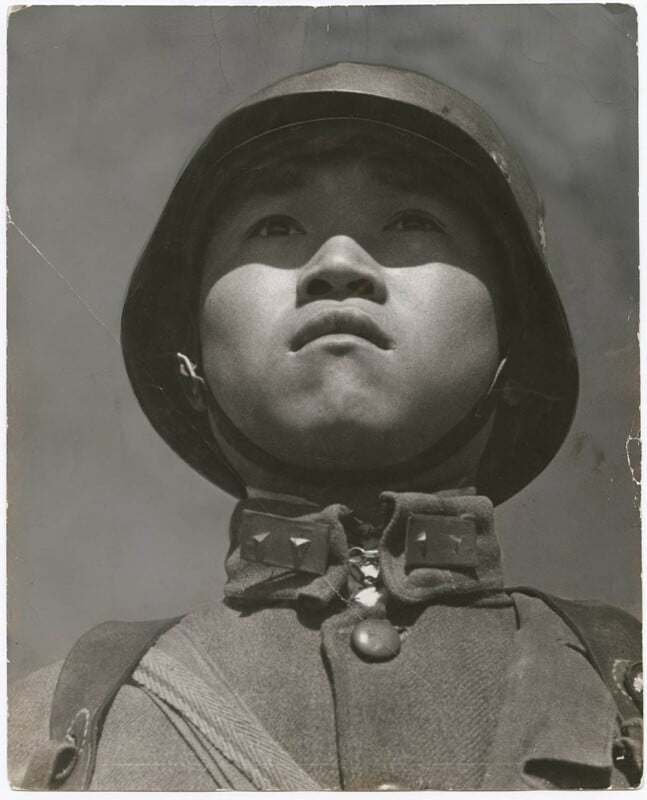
[9,62,642,790]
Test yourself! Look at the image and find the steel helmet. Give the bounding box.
[121,61,578,505]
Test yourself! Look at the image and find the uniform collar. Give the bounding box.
[224,490,506,607]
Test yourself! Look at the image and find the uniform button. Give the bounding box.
[624,661,643,707]
[351,619,401,662]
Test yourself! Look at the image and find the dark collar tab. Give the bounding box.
[405,513,477,570]
[238,509,331,575]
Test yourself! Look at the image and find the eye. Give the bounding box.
[382,209,446,234]
[245,214,306,239]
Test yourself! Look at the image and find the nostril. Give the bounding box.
[307,278,332,297]
[348,278,374,297]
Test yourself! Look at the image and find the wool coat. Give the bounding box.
[8,491,637,790]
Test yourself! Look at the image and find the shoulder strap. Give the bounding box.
[511,587,643,786]
[511,586,642,722]
[22,616,182,790]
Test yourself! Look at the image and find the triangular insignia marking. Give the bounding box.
[252,531,271,558]
[289,536,311,567]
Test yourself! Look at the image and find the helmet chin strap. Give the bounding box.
[199,357,509,490]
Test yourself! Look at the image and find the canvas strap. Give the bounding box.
[132,643,321,790]
[22,616,182,790]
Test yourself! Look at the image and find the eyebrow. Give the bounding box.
[373,163,434,195]
[369,153,459,198]
[230,161,309,199]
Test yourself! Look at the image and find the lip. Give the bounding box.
[290,307,393,352]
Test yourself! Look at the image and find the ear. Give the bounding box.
[176,352,208,412]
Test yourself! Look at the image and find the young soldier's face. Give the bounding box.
[198,126,503,470]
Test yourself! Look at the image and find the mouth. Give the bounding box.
[290,307,393,352]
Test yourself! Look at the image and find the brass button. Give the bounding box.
[351,619,400,662]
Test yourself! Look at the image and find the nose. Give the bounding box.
[296,235,387,306]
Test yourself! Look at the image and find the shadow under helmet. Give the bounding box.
[121,61,578,506]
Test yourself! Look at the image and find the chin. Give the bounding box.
[264,407,425,471]
[220,370,482,471]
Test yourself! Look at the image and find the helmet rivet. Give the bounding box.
[490,150,510,180]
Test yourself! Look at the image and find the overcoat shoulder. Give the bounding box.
[8,660,212,790]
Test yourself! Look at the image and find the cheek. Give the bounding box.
[392,264,500,379]
[199,264,293,380]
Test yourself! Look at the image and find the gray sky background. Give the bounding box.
[8,4,639,681]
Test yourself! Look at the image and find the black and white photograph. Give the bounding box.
[7,3,641,790]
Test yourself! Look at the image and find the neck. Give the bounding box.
[214,418,493,526]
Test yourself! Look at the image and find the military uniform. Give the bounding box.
[9,491,641,789]
[8,62,642,790]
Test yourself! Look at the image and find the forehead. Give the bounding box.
[223,123,476,206]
